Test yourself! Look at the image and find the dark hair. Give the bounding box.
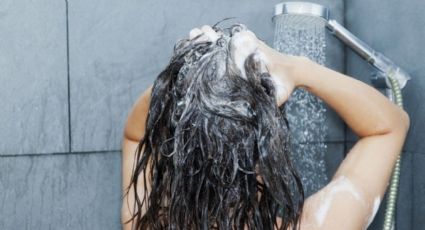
[124,23,304,230]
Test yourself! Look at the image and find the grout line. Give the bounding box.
[65,0,72,152]
[0,150,121,158]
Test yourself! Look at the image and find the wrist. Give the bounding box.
[271,54,310,89]
[257,41,310,86]
[286,56,314,88]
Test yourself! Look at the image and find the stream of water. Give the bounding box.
[273,14,329,197]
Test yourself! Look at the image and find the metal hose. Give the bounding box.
[383,70,404,230]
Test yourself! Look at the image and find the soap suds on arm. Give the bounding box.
[364,196,381,230]
[300,175,381,229]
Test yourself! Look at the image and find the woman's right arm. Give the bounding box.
[278,56,410,229]
[121,85,153,230]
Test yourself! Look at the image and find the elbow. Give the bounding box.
[400,109,410,132]
[391,109,410,135]
[374,109,410,137]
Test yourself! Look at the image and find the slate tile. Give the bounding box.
[0,152,121,230]
[412,152,425,229]
[323,142,345,179]
[0,0,69,155]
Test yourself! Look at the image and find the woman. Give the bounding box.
[121,24,410,230]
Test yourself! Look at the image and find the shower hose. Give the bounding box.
[382,70,404,230]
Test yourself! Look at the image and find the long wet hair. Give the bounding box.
[124,23,304,230]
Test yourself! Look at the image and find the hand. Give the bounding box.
[189,25,220,42]
[229,29,300,105]
[188,25,302,106]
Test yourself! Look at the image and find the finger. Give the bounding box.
[201,25,219,42]
[245,30,258,39]
[189,28,203,39]
[200,25,213,32]
[189,28,210,42]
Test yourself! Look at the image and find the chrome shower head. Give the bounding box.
[272,1,411,90]
[273,1,329,20]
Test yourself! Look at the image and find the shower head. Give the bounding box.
[273,2,329,29]
[272,1,411,90]
[273,2,329,21]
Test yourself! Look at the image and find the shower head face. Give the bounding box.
[272,2,329,62]
[274,1,329,21]
[272,13,328,63]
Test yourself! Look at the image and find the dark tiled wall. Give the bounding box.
[0,1,69,155]
[0,152,121,229]
[7,0,422,229]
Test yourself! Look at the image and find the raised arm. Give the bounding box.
[269,54,410,229]
[121,85,152,230]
